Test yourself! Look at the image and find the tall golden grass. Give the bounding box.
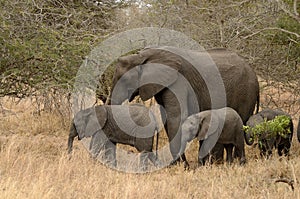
[0,98,300,199]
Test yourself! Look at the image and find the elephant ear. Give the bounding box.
[94,106,108,130]
[197,111,222,160]
[139,63,180,101]
[197,112,220,140]
[74,106,107,139]
[138,48,182,101]
[117,53,147,68]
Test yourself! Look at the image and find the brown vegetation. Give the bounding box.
[0,87,300,198]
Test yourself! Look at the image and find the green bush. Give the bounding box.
[243,115,292,146]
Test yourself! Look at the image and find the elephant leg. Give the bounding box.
[135,138,160,168]
[155,87,189,164]
[139,151,161,171]
[259,149,267,158]
[235,134,246,165]
[104,140,117,168]
[198,158,206,166]
[198,154,206,166]
[89,132,116,167]
[147,152,162,168]
[265,144,273,159]
[233,146,240,159]
[224,144,233,164]
[277,142,284,156]
[259,140,272,159]
[198,141,207,166]
[277,143,290,156]
[90,132,105,159]
[139,152,149,171]
[211,143,224,164]
[161,116,182,163]
[159,90,189,165]
[236,146,246,165]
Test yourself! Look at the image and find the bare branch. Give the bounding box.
[242,27,300,41]
[274,178,294,191]
[294,0,299,17]
[275,0,300,23]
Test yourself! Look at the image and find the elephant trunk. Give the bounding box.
[178,132,192,160]
[297,117,300,143]
[68,121,78,154]
[244,131,254,145]
[178,141,187,159]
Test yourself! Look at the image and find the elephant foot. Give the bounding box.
[140,164,148,172]
[183,161,190,170]
[147,153,163,168]
[169,158,189,170]
[239,157,246,165]
[153,158,163,168]
[198,159,205,166]
[170,154,188,164]
[169,158,180,166]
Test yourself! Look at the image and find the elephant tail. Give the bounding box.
[155,126,159,157]
[297,117,300,142]
[150,110,159,158]
[255,92,260,114]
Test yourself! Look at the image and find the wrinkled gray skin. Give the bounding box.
[297,117,300,142]
[245,108,293,158]
[180,107,246,168]
[68,104,160,169]
[109,46,259,165]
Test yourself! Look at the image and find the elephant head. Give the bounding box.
[110,47,182,104]
[67,106,107,153]
[245,114,264,145]
[179,111,220,158]
[245,109,293,157]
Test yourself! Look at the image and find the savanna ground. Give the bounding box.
[0,79,299,199]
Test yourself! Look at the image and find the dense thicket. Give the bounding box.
[0,0,299,113]
[0,0,126,98]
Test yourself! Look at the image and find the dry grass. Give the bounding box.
[1,96,300,199]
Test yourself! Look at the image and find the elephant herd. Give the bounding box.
[68,46,299,170]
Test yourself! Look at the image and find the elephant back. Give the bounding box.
[258,108,289,120]
[258,109,293,144]
[106,105,156,139]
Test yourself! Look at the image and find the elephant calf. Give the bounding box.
[245,108,293,158]
[68,104,160,169]
[180,107,246,167]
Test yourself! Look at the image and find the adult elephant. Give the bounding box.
[109,46,259,164]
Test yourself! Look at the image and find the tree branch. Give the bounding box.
[294,0,299,17]
[275,178,294,191]
[275,0,300,23]
[242,27,300,41]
